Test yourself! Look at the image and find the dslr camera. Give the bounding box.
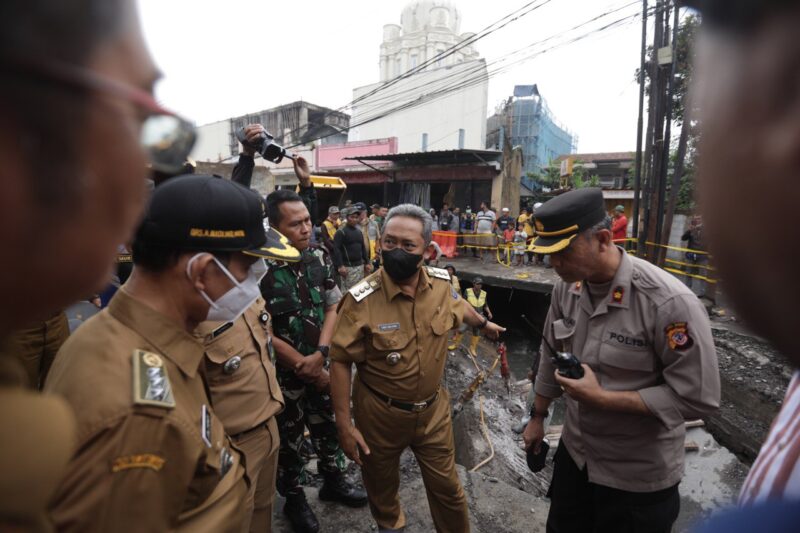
[236,127,294,163]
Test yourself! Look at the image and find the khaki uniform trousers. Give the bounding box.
[342,265,366,291]
[233,416,280,533]
[353,379,469,533]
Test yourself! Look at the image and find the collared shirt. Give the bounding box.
[45,288,248,532]
[331,267,465,401]
[739,371,800,505]
[195,297,284,436]
[535,249,720,493]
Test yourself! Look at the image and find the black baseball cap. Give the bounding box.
[531,188,606,254]
[353,202,367,212]
[136,175,300,261]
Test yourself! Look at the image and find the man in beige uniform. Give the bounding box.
[197,293,290,532]
[523,188,720,532]
[330,204,504,533]
[46,176,283,531]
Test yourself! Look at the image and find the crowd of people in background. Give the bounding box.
[317,200,635,271]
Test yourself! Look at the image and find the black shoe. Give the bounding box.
[283,491,319,533]
[319,472,369,507]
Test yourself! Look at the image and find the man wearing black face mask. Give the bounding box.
[329,204,505,533]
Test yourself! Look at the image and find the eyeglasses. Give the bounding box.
[1,55,196,174]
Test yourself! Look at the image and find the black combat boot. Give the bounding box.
[318,471,369,507]
[283,490,319,533]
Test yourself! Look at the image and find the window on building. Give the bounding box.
[435,48,445,67]
[410,54,418,70]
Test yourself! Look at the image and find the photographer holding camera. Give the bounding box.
[523,188,720,533]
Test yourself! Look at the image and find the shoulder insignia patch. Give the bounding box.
[112,453,166,473]
[133,350,176,409]
[665,322,693,351]
[426,266,451,280]
[349,278,378,302]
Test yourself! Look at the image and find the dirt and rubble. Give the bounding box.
[706,321,791,461]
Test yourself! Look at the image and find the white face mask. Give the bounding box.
[186,254,267,323]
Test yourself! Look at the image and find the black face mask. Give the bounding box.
[382,248,423,281]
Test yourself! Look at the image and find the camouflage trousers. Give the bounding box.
[275,367,346,495]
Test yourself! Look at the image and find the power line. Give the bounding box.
[219,1,667,161]
[292,1,662,148]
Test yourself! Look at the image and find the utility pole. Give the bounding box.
[631,0,648,249]
[639,0,664,262]
[654,2,677,266]
[656,4,682,266]
[641,0,677,265]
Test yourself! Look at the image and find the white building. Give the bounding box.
[348,0,488,152]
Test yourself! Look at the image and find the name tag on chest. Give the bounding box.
[378,322,400,332]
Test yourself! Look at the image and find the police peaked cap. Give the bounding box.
[136,175,300,261]
[530,188,606,254]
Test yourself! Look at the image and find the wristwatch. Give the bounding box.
[529,404,549,420]
[317,345,330,358]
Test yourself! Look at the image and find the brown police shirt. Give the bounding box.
[44,288,248,532]
[331,267,464,401]
[195,297,284,436]
[535,249,720,492]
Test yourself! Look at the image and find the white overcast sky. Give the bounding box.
[137,0,666,153]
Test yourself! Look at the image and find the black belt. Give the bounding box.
[360,379,438,413]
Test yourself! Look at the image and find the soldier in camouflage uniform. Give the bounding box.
[261,188,368,533]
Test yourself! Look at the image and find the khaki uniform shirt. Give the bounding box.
[0,356,75,532]
[535,250,720,492]
[195,297,284,436]
[45,289,248,532]
[331,267,464,401]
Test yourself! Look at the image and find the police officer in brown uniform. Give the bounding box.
[329,204,505,533]
[45,176,284,531]
[522,188,720,532]
[196,231,300,533]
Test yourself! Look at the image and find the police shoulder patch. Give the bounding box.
[132,349,176,409]
[426,266,451,281]
[665,322,693,351]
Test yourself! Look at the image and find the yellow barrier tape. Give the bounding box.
[664,267,718,284]
[664,258,716,271]
[643,241,710,255]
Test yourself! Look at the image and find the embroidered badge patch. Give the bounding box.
[132,350,175,408]
[451,286,459,300]
[665,322,693,351]
[612,286,624,303]
[112,454,165,473]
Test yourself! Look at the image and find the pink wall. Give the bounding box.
[315,138,398,170]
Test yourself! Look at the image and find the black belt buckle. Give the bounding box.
[411,401,428,412]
